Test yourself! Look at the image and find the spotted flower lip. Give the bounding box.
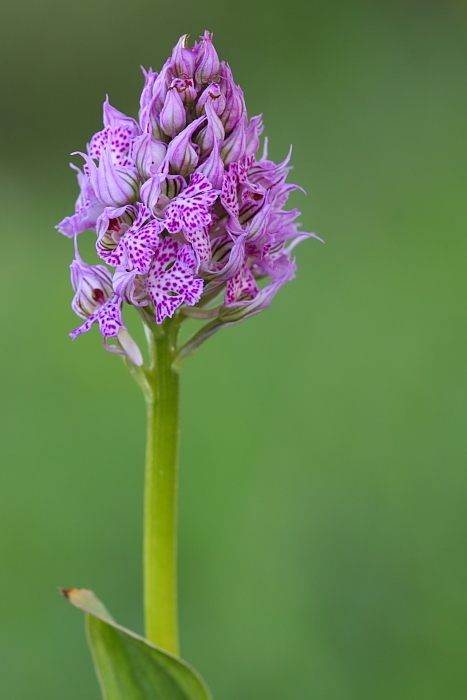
[144,238,203,323]
[70,295,126,339]
[96,202,163,275]
[164,172,220,261]
[58,31,316,360]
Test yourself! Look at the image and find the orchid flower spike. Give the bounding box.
[57,31,317,364]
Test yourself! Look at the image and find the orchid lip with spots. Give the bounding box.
[57,33,318,694]
[56,30,316,364]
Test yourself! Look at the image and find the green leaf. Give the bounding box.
[60,588,212,700]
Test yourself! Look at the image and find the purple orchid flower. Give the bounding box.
[96,202,163,275]
[69,240,127,340]
[70,247,114,319]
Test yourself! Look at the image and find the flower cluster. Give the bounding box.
[57,32,314,363]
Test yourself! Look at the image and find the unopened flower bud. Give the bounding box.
[132,133,167,179]
[219,63,245,134]
[196,83,226,117]
[172,34,196,78]
[165,115,206,176]
[196,139,224,189]
[195,103,224,158]
[194,31,220,85]
[146,106,167,143]
[151,59,174,113]
[171,77,197,104]
[221,115,247,166]
[159,87,186,137]
[223,85,246,134]
[76,146,139,208]
[245,114,264,158]
[219,61,234,97]
[140,175,162,214]
[139,67,158,116]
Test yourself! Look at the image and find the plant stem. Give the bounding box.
[143,319,181,655]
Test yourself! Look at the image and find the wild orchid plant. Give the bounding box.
[57,31,315,699]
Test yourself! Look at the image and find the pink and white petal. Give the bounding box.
[109,125,135,167]
[96,298,126,336]
[202,233,247,283]
[152,293,185,324]
[88,128,110,160]
[164,207,183,234]
[184,277,204,306]
[164,172,218,237]
[70,297,125,339]
[180,202,212,234]
[125,222,162,274]
[103,98,140,136]
[149,237,181,278]
[220,170,239,218]
[96,204,133,241]
[69,315,95,339]
[99,240,128,269]
[225,266,259,305]
[133,203,153,228]
[177,242,199,270]
[184,228,211,262]
[112,268,149,307]
[181,172,217,201]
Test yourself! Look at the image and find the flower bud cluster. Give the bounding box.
[56,31,314,360]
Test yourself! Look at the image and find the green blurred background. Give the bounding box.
[1,0,467,697]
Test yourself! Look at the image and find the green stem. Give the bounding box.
[143,319,181,655]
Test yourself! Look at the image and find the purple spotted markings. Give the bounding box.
[70,296,126,339]
[57,31,316,361]
[145,238,203,323]
[96,203,163,275]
